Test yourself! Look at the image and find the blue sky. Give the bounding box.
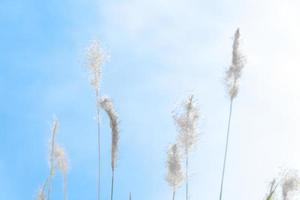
[2,0,300,199]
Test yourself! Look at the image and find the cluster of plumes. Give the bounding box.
[173,95,200,154]
[263,170,300,200]
[99,96,119,170]
[86,40,106,91]
[166,144,184,191]
[36,118,69,200]
[225,29,245,100]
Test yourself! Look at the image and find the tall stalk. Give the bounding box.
[185,152,189,200]
[111,170,115,200]
[36,118,69,200]
[86,41,105,200]
[219,28,244,200]
[173,96,199,200]
[96,90,101,200]
[218,100,233,200]
[47,119,59,200]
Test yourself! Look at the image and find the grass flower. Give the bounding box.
[281,170,300,200]
[100,96,119,200]
[173,95,200,200]
[86,40,106,200]
[219,28,245,200]
[35,118,69,200]
[166,144,183,200]
[53,144,69,200]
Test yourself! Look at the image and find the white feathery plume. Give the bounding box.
[99,96,119,170]
[86,40,105,91]
[53,144,69,200]
[166,144,183,200]
[225,28,244,100]
[53,144,68,174]
[86,40,106,200]
[36,118,69,200]
[219,28,245,200]
[173,95,199,200]
[281,170,300,200]
[99,96,119,200]
[174,95,199,154]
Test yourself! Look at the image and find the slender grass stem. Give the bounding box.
[219,99,233,200]
[47,121,58,200]
[96,90,101,200]
[111,169,115,200]
[172,190,175,200]
[185,152,189,200]
[63,174,67,200]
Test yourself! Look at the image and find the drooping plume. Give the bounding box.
[281,170,300,200]
[166,144,183,200]
[99,96,119,200]
[100,96,119,170]
[86,40,106,91]
[225,28,244,100]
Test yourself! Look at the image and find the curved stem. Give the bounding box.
[219,100,233,200]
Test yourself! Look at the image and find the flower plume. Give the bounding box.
[36,118,69,200]
[100,96,119,170]
[86,40,106,91]
[173,95,200,154]
[53,144,69,200]
[166,144,183,190]
[281,170,300,200]
[49,118,59,177]
[225,28,244,99]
